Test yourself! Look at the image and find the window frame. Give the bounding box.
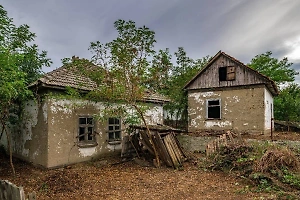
[206,99,221,119]
[219,66,236,81]
[108,117,121,142]
[77,116,97,147]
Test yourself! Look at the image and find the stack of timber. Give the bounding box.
[206,131,245,156]
[122,124,187,168]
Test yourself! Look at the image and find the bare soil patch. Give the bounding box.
[242,131,300,141]
[0,153,276,200]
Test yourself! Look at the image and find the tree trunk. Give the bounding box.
[3,123,15,175]
[0,124,4,140]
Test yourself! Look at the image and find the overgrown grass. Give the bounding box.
[202,141,300,198]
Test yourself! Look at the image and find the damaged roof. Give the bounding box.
[184,51,279,96]
[30,63,169,104]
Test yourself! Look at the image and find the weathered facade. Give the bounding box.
[184,51,278,134]
[1,65,168,168]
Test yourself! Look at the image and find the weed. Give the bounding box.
[39,182,49,192]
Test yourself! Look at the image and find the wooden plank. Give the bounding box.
[152,132,173,167]
[170,133,187,161]
[164,134,180,167]
[139,130,154,155]
[172,133,187,159]
[168,133,185,162]
[121,135,130,157]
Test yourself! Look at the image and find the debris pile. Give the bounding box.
[206,131,245,156]
[121,124,187,168]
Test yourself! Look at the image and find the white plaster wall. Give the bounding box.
[18,100,39,157]
[144,105,164,125]
[47,98,165,167]
[264,88,274,131]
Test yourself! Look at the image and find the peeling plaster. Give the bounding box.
[232,96,240,103]
[201,92,220,98]
[42,102,48,122]
[205,121,232,128]
[78,147,97,157]
[189,93,205,104]
[20,100,39,157]
[191,115,202,128]
[50,99,73,114]
[145,106,163,125]
[107,144,122,151]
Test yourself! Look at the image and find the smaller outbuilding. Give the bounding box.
[184,51,278,134]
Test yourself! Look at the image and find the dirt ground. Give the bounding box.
[242,131,300,141]
[0,131,298,200]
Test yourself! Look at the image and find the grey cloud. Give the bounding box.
[1,0,300,79]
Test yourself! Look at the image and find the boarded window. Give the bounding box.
[108,118,121,141]
[219,66,236,81]
[207,100,221,119]
[78,117,95,144]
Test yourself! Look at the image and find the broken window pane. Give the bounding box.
[115,131,121,139]
[208,100,219,106]
[79,118,86,124]
[109,118,115,124]
[79,127,85,141]
[78,117,95,144]
[87,118,93,124]
[109,132,114,140]
[108,117,121,141]
[207,100,221,119]
[88,127,93,140]
[219,67,227,81]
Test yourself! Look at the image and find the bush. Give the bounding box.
[207,144,254,171]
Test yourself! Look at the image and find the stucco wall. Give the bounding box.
[3,97,164,168]
[46,98,164,168]
[187,86,268,134]
[11,100,48,167]
[264,88,274,133]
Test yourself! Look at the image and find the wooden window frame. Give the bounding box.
[206,99,221,119]
[108,117,121,142]
[77,116,97,147]
[219,66,236,81]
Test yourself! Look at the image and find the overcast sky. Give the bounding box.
[2,0,300,82]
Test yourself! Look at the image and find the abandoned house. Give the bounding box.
[1,64,169,168]
[184,51,279,134]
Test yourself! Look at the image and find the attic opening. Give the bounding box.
[207,99,221,119]
[219,66,236,81]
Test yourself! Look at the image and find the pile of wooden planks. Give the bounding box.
[122,124,187,168]
[206,131,244,156]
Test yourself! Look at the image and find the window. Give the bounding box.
[207,99,221,119]
[108,118,121,141]
[219,66,235,81]
[78,117,96,146]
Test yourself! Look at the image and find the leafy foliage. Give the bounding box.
[0,4,51,117]
[163,47,210,121]
[274,83,300,122]
[248,51,298,85]
[0,5,51,174]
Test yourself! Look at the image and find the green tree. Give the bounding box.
[64,19,168,166]
[163,47,210,125]
[248,51,298,85]
[274,83,300,123]
[0,5,51,174]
